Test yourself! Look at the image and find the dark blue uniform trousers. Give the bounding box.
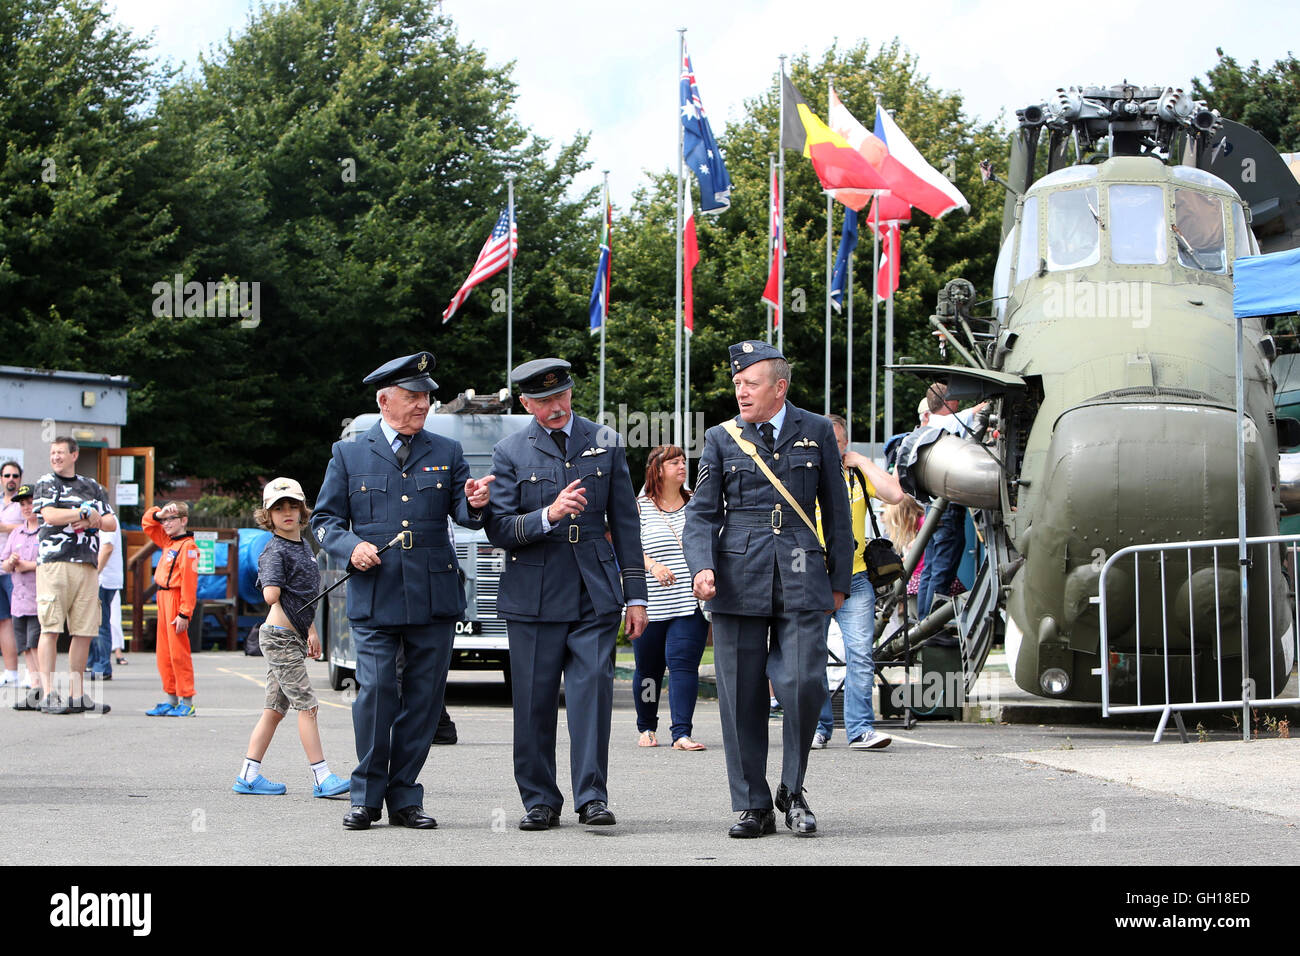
[350,620,454,812]
[711,574,828,812]
[507,585,620,813]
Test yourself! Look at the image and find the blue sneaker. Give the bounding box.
[166,702,196,717]
[233,775,287,796]
[312,773,351,799]
[146,702,174,716]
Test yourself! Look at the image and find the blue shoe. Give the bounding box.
[232,775,287,795]
[166,702,196,717]
[313,773,351,799]
[146,702,174,716]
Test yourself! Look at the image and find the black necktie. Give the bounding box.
[551,429,568,457]
[759,422,775,450]
[395,433,412,467]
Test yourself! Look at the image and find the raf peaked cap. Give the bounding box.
[729,339,785,374]
[363,351,438,392]
[512,358,573,399]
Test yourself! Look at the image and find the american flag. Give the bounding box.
[442,208,518,323]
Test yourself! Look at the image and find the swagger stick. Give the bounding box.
[301,532,404,612]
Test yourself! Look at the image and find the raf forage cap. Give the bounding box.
[511,359,573,399]
[363,352,438,392]
[263,477,307,509]
[728,340,785,374]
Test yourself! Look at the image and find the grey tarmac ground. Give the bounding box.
[3,649,1299,867]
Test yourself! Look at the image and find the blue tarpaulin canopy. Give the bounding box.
[1234,246,1300,318]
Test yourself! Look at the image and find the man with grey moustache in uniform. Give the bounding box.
[684,341,852,837]
[486,358,648,831]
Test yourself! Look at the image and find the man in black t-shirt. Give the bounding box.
[32,437,116,715]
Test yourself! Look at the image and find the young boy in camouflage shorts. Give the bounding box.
[233,478,349,798]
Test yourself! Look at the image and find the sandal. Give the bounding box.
[114,655,128,665]
[637,730,658,748]
[672,736,707,751]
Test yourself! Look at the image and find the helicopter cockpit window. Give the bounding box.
[1109,185,1166,264]
[1173,189,1226,273]
[1015,195,1039,286]
[1231,202,1254,261]
[1047,187,1100,271]
[993,231,1012,321]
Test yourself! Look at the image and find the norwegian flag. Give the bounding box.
[442,208,518,323]
[759,167,785,324]
[874,220,901,300]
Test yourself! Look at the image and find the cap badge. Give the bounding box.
[418,354,429,371]
[742,342,754,353]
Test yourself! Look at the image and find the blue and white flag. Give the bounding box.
[680,44,731,214]
[589,198,612,333]
[830,208,859,313]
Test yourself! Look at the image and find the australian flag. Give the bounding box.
[680,45,731,214]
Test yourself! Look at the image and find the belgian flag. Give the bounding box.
[781,74,888,193]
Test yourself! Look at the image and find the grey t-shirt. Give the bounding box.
[256,533,321,638]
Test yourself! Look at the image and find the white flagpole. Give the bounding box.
[885,241,895,441]
[824,76,835,417]
[674,29,685,448]
[766,153,774,345]
[777,55,786,356]
[599,171,608,422]
[870,197,879,445]
[846,248,854,444]
[507,176,514,392]
[825,190,833,416]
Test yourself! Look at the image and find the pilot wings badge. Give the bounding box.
[579,447,608,457]
[792,438,819,448]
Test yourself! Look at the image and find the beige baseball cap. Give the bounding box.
[262,476,306,509]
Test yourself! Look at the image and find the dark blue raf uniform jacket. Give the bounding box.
[485,415,647,619]
[684,402,853,613]
[312,422,483,624]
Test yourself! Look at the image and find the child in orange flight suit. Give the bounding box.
[142,502,199,717]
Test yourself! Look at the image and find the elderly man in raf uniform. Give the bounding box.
[684,341,852,838]
[312,351,493,831]
[486,358,647,831]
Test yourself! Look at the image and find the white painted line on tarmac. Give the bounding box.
[885,732,958,749]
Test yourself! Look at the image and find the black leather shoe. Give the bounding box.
[728,808,777,838]
[518,805,560,831]
[432,706,457,745]
[389,805,438,829]
[342,806,382,830]
[774,783,817,835]
[577,800,616,826]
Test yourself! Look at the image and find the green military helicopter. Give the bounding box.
[887,83,1300,705]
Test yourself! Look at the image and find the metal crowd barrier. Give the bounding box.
[1096,534,1300,743]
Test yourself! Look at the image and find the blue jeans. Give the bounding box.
[917,505,965,618]
[818,570,876,741]
[632,608,709,740]
[87,585,117,677]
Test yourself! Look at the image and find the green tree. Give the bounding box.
[1193,48,1300,150]
[603,39,1006,456]
[146,0,595,489]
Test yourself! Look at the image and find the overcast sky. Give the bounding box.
[108,0,1300,210]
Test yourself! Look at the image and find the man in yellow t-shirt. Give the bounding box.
[813,415,904,750]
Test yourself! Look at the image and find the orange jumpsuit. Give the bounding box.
[143,508,199,698]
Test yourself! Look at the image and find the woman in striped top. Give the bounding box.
[633,445,708,750]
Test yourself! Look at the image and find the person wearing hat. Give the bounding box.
[230,478,350,798]
[683,341,853,837]
[311,351,493,831]
[1,484,42,706]
[485,358,647,830]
